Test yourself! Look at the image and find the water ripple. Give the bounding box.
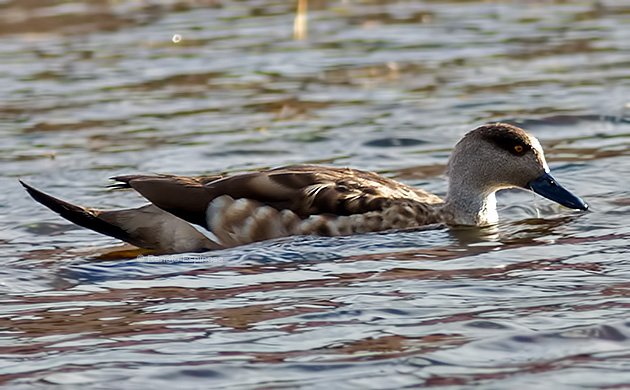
[1,0,629,388]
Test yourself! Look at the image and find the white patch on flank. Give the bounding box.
[206,195,232,230]
[232,198,253,213]
[190,222,221,244]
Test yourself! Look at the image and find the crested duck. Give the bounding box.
[21,123,588,254]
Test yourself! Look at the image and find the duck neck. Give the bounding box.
[442,183,499,226]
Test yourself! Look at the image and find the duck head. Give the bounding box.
[444,122,588,226]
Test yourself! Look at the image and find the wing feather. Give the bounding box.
[113,165,443,227]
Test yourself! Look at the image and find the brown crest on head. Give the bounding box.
[475,123,532,157]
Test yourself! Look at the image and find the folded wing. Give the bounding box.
[112,165,443,228]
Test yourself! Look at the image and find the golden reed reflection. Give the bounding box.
[294,0,308,40]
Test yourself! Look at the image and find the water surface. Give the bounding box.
[1,0,630,388]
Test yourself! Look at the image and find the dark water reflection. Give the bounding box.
[1,0,630,388]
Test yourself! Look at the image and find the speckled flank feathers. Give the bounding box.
[205,195,442,247]
[22,123,587,253]
[109,165,443,245]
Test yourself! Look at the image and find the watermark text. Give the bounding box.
[138,254,226,264]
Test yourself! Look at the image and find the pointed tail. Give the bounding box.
[20,181,220,253]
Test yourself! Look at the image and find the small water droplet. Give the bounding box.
[172,34,182,43]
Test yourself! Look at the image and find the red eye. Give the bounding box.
[514,145,524,153]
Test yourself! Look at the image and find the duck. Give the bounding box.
[20,123,588,254]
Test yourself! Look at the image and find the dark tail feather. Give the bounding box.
[20,180,221,253]
[20,180,136,245]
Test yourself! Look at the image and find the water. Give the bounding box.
[1,0,629,388]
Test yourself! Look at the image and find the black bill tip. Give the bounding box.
[527,172,588,211]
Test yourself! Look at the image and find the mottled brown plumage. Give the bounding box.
[115,165,441,222]
[105,166,444,248]
[21,123,588,254]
